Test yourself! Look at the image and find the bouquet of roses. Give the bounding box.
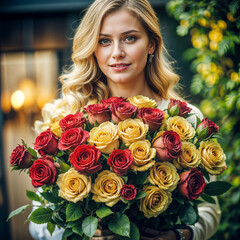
[8,95,231,240]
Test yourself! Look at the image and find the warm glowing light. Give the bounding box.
[11,90,25,110]
[19,78,36,107]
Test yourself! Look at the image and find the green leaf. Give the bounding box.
[120,141,128,150]
[190,75,203,95]
[229,0,239,15]
[135,191,147,200]
[62,228,73,240]
[66,202,83,222]
[204,181,232,196]
[72,225,83,236]
[225,92,238,111]
[203,171,210,182]
[135,171,148,185]
[179,12,191,20]
[47,222,56,236]
[41,191,62,203]
[108,213,130,237]
[101,153,109,160]
[67,219,82,228]
[120,196,129,204]
[179,202,199,225]
[26,190,41,202]
[21,139,38,159]
[28,207,53,224]
[218,38,230,56]
[176,25,188,36]
[96,206,113,218]
[82,216,98,238]
[7,204,31,221]
[200,193,216,204]
[59,160,71,173]
[183,48,198,62]
[119,222,140,240]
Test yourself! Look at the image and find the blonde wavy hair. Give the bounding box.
[60,0,181,112]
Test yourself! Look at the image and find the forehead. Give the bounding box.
[100,9,146,34]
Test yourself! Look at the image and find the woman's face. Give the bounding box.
[94,9,155,87]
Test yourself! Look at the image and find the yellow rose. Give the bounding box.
[174,142,201,170]
[129,140,156,172]
[199,140,227,175]
[148,162,180,192]
[118,119,148,146]
[166,116,195,141]
[88,121,119,154]
[127,95,156,108]
[91,170,124,207]
[56,168,91,203]
[50,121,63,137]
[140,186,172,218]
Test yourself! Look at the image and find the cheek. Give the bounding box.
[94,48,109,66]
[129,46,148,65]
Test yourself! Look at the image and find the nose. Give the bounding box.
[112,42,125,59]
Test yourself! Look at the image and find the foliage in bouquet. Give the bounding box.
[8,95,231,240]
[167,0,240,238]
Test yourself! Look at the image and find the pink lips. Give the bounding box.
[110,63,130,72]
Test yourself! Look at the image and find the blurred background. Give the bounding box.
[0,0,239,240]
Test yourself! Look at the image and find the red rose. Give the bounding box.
[84,103,110,125]
[10,144,33,169]
[178,168,206,201]
[168,99,191,117]
[59,112,85,131]
[69,144,102,174]
[196,117,219,139]
[110,102,138,123]
[29,156,57,187]
[101,96,127,107]
[107,149,133,176]
[138,108,165,131]
[34,129,58,156]
[153,130,182,161]
[58,128,89,151]
[121,184,137,200]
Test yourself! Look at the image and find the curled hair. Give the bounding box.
[60,0,181,112]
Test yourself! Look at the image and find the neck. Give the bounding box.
[108,79,159,101]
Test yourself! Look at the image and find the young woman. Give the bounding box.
[31,0,221,239]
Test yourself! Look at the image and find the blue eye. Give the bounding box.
[99,39,111,45]
[124,35,137,43]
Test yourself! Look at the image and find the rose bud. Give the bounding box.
[138,108,165,131]
[59,112,86,131]
[110,102,138,124]
[84,103,111,125]
[58,128,89,151]
[168,99,191,117]
[69,144,102,174]
[107,149,134,176]
[196,118,219,139]
[29,156,57,187]
[101,96,127,107]
[121,184,137,200]
[10,144,33,169]
[34,129,58,156]
[178,168,206,201]
[153,130,182,161]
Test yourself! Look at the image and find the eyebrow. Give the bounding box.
[99,30,140,37]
